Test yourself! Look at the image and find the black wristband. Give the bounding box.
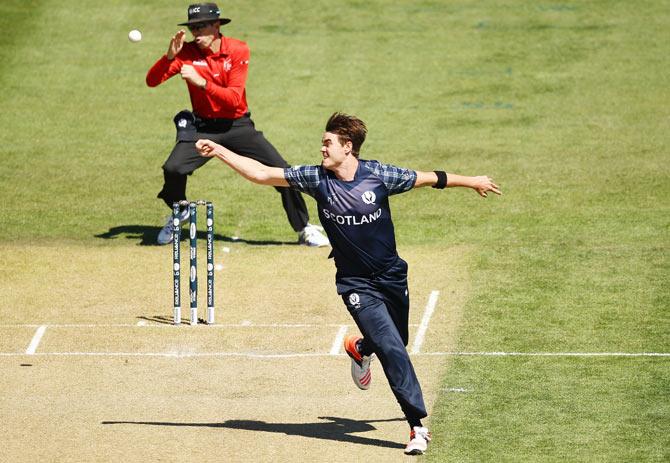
[432,171,447,189]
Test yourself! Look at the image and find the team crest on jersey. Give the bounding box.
[361,190,376,205]
[223,58,232,71]
[348,293,361,308]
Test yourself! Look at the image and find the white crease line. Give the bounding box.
[25,325,47,355]
[0,323,421,328]
[3,352,331,358]
[411,290,440,354]
[329,325,348,355]
[1,351,666,358]
[422,352,670,357]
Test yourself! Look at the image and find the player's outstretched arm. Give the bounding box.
[196,139,289,187]
[414,171,502,197]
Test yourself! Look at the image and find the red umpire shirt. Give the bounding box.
[146,36,250,119]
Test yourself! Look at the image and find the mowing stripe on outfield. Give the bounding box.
[1,351,668,358]
[25,325,47,355]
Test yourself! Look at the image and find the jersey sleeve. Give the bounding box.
[283,165,321,197]
[146,54,183,87]
[361,160,417,195]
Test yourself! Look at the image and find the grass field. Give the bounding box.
[0,0,668,461]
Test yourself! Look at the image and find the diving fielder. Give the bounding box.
[195,112,501,455]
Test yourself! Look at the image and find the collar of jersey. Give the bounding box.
[325,161,365,188]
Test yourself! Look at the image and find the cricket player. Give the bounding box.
[196,112,501,455]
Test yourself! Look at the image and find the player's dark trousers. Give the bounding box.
[158,113,309,232]
[337,257,427,424]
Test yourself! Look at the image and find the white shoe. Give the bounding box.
[344,335,372,390]
[298,223,329,247]
[404,426,431,455]
[405,426,430,455]
[156,208,190,245]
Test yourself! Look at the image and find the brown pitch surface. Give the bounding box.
[0,243,471,462]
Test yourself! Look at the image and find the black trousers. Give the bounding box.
[336,257,428,425]
[158,113,309,232]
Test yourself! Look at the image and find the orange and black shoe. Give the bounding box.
[343,335,372,390]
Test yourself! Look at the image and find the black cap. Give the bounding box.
[178,3,231,26]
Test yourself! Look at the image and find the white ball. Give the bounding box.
[128,29,142,43]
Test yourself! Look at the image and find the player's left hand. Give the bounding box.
[473,176,502,197]
[180,64,207,88]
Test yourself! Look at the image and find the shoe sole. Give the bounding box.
[344,335,371,390]
[351,359,371,390]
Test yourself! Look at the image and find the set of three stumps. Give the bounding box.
[172,200,214,325]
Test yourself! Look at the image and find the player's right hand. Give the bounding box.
[167,30,186,60]
[196,139,218,157]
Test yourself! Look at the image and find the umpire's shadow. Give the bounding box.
[94,225,295,246]
[101,416,405,449]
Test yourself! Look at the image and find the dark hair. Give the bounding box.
[325,112,367,157]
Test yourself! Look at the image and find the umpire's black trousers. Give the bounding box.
[158,112,309,232]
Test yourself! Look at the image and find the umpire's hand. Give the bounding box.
[166,30,186,60]
[180,64,207,88]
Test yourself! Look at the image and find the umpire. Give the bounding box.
[146,3,328,247]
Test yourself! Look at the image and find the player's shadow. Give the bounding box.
[94,225,295,246]
[101,416,405,449]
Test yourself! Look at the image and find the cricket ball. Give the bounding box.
[128,29,142,43]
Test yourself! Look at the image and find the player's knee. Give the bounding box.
[365,331,406,361]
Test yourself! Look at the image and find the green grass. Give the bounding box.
[0,0,668,461]
[431,357,669,462]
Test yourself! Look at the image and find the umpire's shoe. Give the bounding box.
[298,223,330,247]
[157,208,190,245]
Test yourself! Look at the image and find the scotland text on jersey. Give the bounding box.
[322,207,382,226]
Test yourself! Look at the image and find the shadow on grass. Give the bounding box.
[101,416,406,449]
[94,225,296,246]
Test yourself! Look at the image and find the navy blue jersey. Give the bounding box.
[285,160,416,277]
